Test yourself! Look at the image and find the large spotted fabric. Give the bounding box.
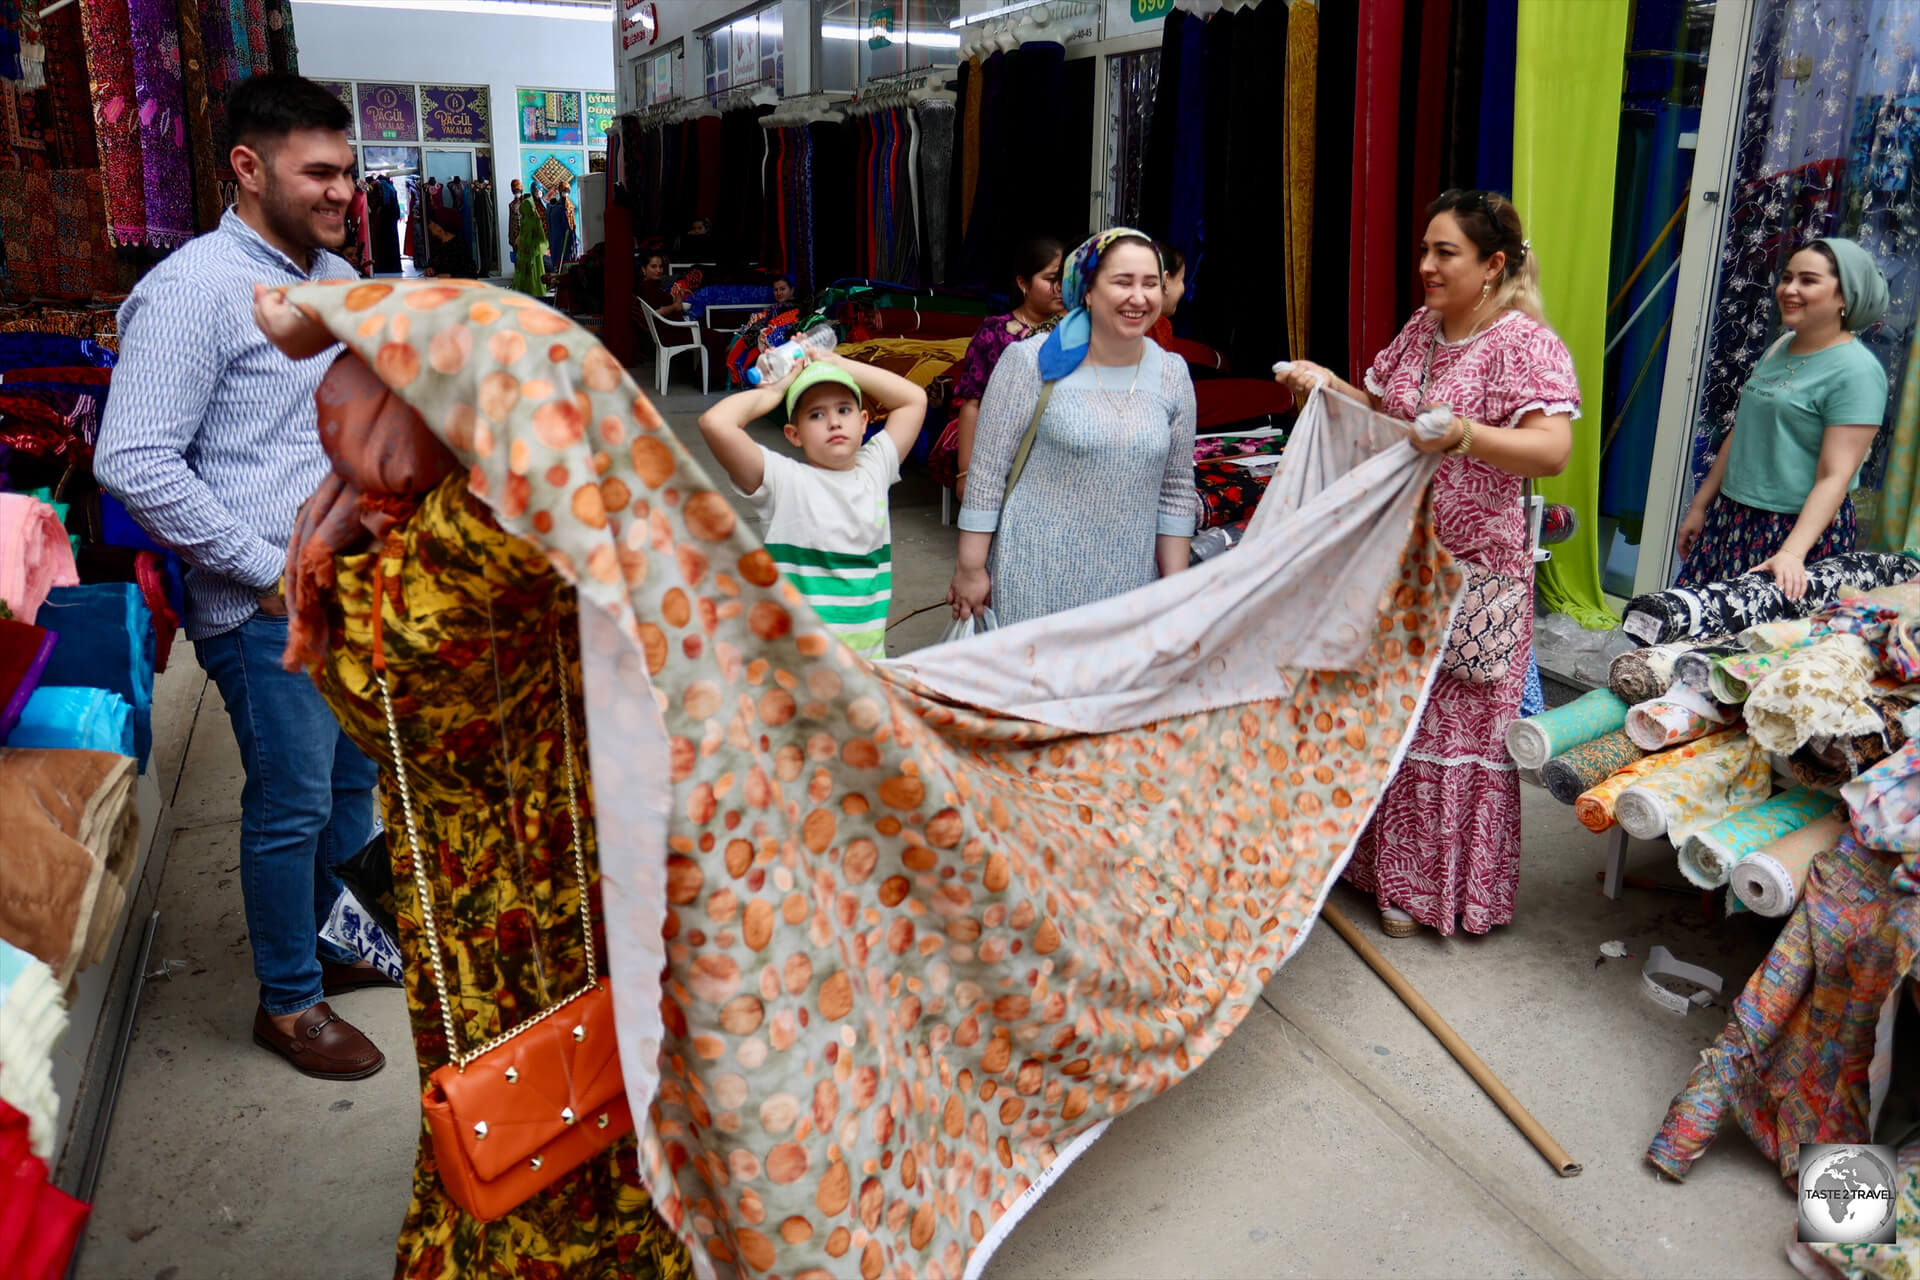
[281,280,1457,1280]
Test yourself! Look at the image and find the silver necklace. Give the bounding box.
[1093,358,1142,415]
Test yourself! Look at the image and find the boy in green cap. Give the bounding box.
[698,352,928,660]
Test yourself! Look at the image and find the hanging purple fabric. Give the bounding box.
[128,0,193,246]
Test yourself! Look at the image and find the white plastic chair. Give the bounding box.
[637,297,709,396]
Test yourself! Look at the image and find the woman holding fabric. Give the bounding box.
[1278,189,1579,937]
[1675,238,1891,600]
[945,237,1065,500]
[255,295,691,1280]
[948,228,1197,624]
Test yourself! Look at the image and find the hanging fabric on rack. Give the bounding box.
[1194,6,1238,354]
[917,95,954,285]
[1309,0,1356,380]
[1511,0,1629,630]
[1348,0,1404,384]
[1400,0,1452,322]
[1284,0,1318,363]
[1140,7,1182,249]
[176,0,221,234]
[263,0,295,73]
[1442,0,1488,189]
[960,53,982,241]
[79,0,147,247]
[1476,0,1518,194]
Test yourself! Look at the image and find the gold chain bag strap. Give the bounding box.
[1419,329,1528,687]
[375,629,632,1223]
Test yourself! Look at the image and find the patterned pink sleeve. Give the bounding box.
[1483,319,1582,429]
[1363,309,1435,404]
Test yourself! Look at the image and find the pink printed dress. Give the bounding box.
[1345,307,1581,934]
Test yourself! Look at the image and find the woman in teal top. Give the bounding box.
[1676,237,1891,599]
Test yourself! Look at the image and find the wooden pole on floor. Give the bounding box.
[1321,903,1584,1178]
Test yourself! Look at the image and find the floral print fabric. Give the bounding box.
[1574,727,1747,835]
[1745,634,1882,754]
[1609,641,1689,705]
[1540,730,1645,806]
[1679,787,1838,892]
[280,281,1461,1279]
[1503,687,1628,771]
[1623,551,1920,646]
[1674,493,1858,593]
[1845,741,1920,864]
[1613,731,1769,843]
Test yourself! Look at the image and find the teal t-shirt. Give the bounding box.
[1722,336,1889,515]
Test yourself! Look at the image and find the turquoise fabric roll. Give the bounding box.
[1677,788,1838,890]
[1504,687,1630,770]
[3,685,133,756]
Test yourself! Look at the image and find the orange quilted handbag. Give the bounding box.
[375,632,634,1223]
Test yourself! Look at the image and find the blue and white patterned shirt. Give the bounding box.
[95,209,354,641]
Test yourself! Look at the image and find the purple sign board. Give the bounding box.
[314,80,354,131]
[356,82,418,143]
[421,85,490,144]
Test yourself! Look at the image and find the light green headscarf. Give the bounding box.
[1815,237,1889,331]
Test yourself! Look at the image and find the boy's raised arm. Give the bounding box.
[697,378,790,495]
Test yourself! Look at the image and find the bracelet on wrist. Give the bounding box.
[1448,419,1476,456]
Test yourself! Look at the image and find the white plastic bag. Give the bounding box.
[939,607,999,645]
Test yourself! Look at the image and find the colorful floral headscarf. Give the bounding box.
[1036,226,1154,381]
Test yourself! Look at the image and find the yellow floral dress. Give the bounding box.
[311,474,690,1280]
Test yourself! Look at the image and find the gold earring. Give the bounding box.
[1475,281,1492,311]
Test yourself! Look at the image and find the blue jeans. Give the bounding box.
[196,612,378,1017]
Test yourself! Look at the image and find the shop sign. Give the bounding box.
[651,55,672,104]
[517,88,582,146]
[868,6,894,49]
[1130,0,1174,21]
[584,92,617,147]
[421,85,489,144]
[356,82,418,142]
[622,0,657,48]
[314,80,355,132]
[731,19,756,73]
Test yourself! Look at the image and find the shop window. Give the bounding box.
[704,3,784,98]
[819,0,960,95]
[636,41,681,107]
[1106,49,1161,233]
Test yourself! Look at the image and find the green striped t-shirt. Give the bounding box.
[738,435,899,660]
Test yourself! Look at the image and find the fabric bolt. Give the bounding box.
[4,685,132,755]
[0,619,56,740]
[0,747,137,987]
[1746,616,1822,652]
[1647,833,1918,1182]
[1609,641,1689,705]
[1845,741,1920,861]
[37,583,155,769]
[1730,811,1848,917]
[1509,0,1627,629]
[917,97,953,286]
[78,0,145,246]
[1540,729,1646,805]
[1671,639,1750,695]
[1744,634,1881,755]
[0,494,77,624]
[1574,726,1747,834]
[1503,687,1628,770]
[1788,690,1917,790]
[1625,688,1733,752]
[269,277,1465,1276]
[1347,306,1581,936]
[1681,787,1838,891]
[1625,551,1920,644]
[1676,492,1861,591]
[1612,731,1768,843]
[1711,644,1812,704]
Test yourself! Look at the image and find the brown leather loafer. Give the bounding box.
[252,1002,385,1080]
[320,959,403,996]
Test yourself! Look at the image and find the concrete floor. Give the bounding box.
[77,379,1800,1280]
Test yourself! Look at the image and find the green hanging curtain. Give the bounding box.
[1511,0,1628,630]
[1877,329,1920,553]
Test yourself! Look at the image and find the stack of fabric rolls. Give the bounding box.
[1507,574,1920,918]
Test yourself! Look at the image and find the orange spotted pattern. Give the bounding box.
[285,280,1454,1280]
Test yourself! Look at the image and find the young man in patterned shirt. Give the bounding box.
[95,74,391,1081]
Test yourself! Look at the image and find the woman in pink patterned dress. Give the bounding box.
[1279,189,1580,936]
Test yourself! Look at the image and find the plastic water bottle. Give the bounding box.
[746,323,839,386]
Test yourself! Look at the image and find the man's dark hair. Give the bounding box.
[226,73,352,153]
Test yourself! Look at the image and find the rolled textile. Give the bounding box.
[1624,684,1735,751]
[1504,687,1628,770]
[1612,731,1769,842]
[0,748,138,985]
[1542,729,1646,804]
[1574,726,1747,834]
[1671,639,1748,694]
[1621,550,1920,645]
[1740,616,1819,653]
[1786,689,1917,789]
[1744,634,1881,755]
[0,941,68,1159]
[1709,644,1811,704]
[1677,787,1838,891]
[1610,641,1691,705]
[1728,811,1847,916]
[0,494,78,624]
[36,583,154,768]
[1844,739,1920,860]
[4,686,133,755]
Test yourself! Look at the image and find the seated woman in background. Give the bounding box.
[1675,237,1891,600]
[948,228,1196,624]
[933,236,1064,498]
[637,251,686,320]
